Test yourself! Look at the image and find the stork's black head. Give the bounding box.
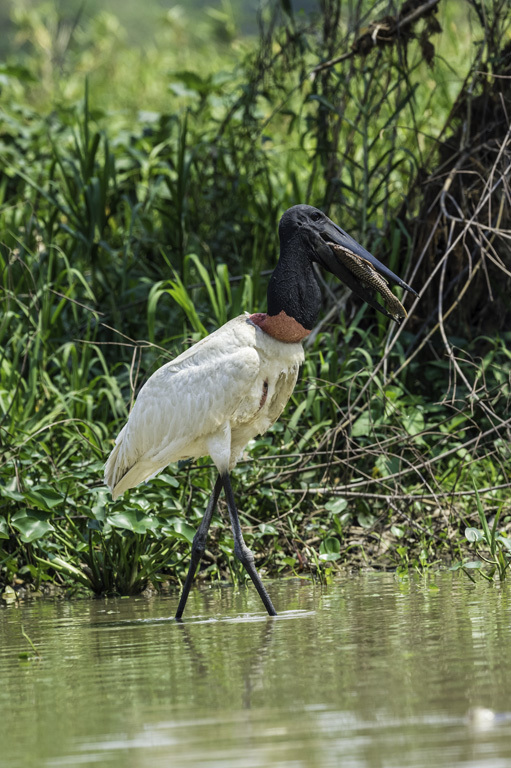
[272,204,418,324]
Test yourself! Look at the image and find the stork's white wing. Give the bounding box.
[105,318,260,497]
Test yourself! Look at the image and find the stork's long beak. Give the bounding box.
[316,218,419,322]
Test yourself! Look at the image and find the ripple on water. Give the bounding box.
[1,573,511,768]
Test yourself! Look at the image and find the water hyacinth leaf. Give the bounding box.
[24,489,63,511]
[465,527,484,543]
[91,500,107,522]
[156,473,180,488]
[164,517,196,543]
[319,536,341,561]
[11,512,55,543]
[0,488,25,503]
[90,487,110,517]
[108,510,159,535]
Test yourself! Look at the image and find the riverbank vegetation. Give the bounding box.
[1,0,510,597]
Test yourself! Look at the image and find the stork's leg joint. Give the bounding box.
[191,528,208,559]
[234,540,255,569]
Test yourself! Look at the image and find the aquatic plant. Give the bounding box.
[1,0,510,595]
[451,484,511,582]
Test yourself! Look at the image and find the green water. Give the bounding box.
[2,573,511,767]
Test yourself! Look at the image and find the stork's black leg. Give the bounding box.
[221,472,277,617]
[175,474,223,620]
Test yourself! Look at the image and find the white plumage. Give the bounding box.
[105,314,303,500]
[104,204,417,617]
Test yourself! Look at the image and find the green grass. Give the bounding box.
[1,0,510,597]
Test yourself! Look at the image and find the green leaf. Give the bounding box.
[170,71,207,91]
[496,535,511,552]
[319,552,341,562]
[375,455,400,477]
[0,518,9,540]
[463,560,484,569]
[26,488,63,510]
[108,510,159,535]
[357,511,376,528]
[48,556,92,587]
[165,517,196,543]
[402,409,425,436]
[258,523,278,536]
[351,412,372,437]
[0,63,37,82]
[324,498,348,514]
[320,536,341,556]
[473,480,491,543]
[11,513,54,543]
[0,487,24,502]
[157,473,180,488]
[465,527,484,543]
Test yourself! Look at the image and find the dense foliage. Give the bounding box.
[1,0,510,596]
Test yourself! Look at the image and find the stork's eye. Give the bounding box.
[310,211,321,221]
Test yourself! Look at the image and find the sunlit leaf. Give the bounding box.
[25,488,63,511]
[11,513,54,543]
[0,519,9,539]
[325,498,348,515]
[319,552,341,562]
[402,409,425,435]
[0,487,24,502]
[164,517,196,543]
[320,536,341,556]
[357,512,376,528]
[465,527,484,543]
[108,510,158,535]
[258,523,278,535]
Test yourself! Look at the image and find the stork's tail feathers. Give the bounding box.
[104,427,126,500]
[104,425,142,501]
[104,425,165,500]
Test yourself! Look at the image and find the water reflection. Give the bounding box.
[175,614,277,709]
[1,573,511,767]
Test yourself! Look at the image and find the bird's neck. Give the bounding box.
[264,234,322,335]
[248,311,311,343]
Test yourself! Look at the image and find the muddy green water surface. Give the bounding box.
[2,573,511,768]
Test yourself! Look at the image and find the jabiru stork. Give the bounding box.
[105,204,417,618]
